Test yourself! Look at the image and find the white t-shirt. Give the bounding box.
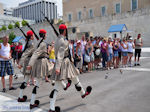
[69,44,73,56]
[128,42,134,53]
[121,42,128,52]
[81,40,86,54]
[99,41,103,48]
[0,43,10,61]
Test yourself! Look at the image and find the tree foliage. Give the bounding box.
[57,19,64,25]
[9,32,16,44]
[2,25,7,31]
[22,20,28,26]
[0,39,3,43]
[8,24,13,29]
[15,21,20,28]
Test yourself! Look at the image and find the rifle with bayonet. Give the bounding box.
[40,11,59,37]
[25,21,39,40]
[13,21,27,39]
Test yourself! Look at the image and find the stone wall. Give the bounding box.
[0,3,3,15]
[0,21,58,44]
[70,7,150,47]
[63,0,150,22]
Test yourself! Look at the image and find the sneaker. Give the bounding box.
[110,67,114,69]
[137,63,141,66]
[9,87,16,90]
[49,110,55,112]
[128,64,132,67]
[2,88,6,93]
[134,63,137,66]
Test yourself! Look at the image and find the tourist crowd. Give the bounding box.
[54,33,142,73]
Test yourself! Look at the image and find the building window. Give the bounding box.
[89,9,93,18]
[78,11,82,20]
[116,3,121,13]
[101,6,106,16]
[68,14,72,22]
[131,0,138,11]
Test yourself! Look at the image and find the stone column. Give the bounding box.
[50,3,52,20]
[51,3,53,19]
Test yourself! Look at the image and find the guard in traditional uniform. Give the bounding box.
[17,30,35,102]
[26,29,54,109]
[49,24,92,112]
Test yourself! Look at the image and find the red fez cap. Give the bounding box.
[59,24,67,30]
[27,30,33,36]
[39,29,47,34]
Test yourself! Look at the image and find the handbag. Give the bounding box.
[74,54,81,62]
[84,54,90,63]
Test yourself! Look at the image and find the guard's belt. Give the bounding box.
[38,56,49,60]
[64,55,69,59]
[28,55,32,58]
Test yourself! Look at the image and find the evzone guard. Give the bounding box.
[17,29,54,109]
[27,29,54,109]
[17,30,36,102]
[49,24,92,112]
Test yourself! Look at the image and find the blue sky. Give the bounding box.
[0,0,62,16]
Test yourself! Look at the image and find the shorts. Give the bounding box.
[0,61,14,77]
[118,51,121,59]
[102,52,108,62]
[108,53,113,61]
[16,52,22,60]
[49,59,56,63]
[76,56,83,69]
[128,52,133,54]
[122,52,128,57]
[12,52,16,59]
[113,51,118,57]
[135,49,141,57]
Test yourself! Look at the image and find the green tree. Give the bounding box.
[2,25,7,31]
[0,27,3,42]
[15,21,20,28]
[57,19,64,25]
[0,39,3,43]
[22,20,28,26]
[9,32,16,44]
[8,24,13,29]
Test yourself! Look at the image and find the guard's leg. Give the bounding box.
[18,75,30,102]
[72,76,92,98]
[49,81,60,112]
[60,79,72,91]
[30,78,40,109]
